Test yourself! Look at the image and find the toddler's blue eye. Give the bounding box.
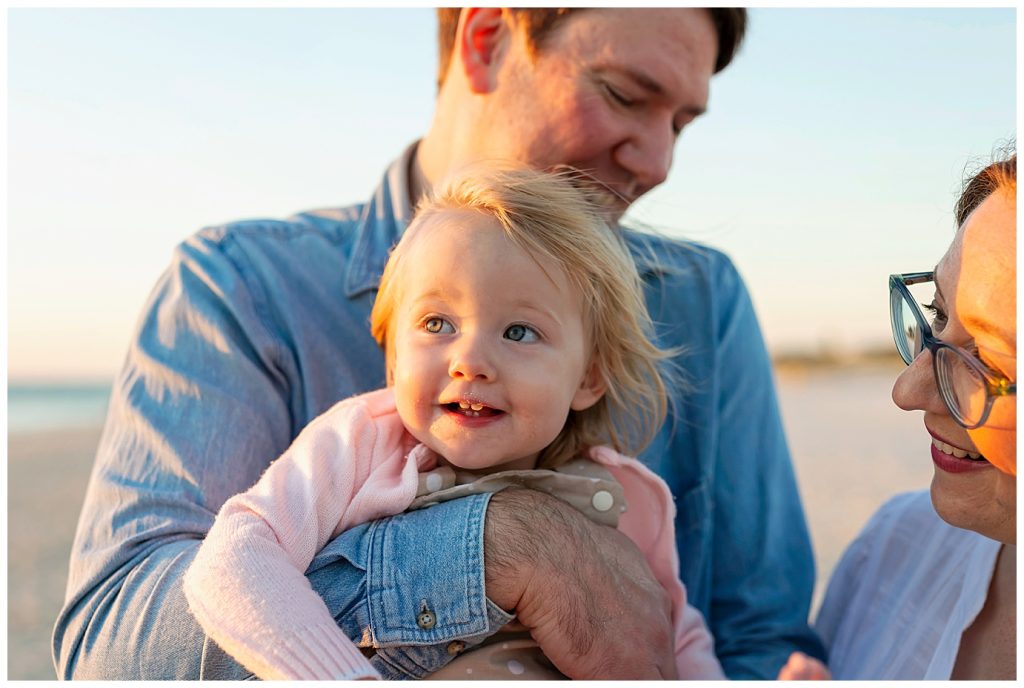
[425,318,453,334]
[504,324,538,342]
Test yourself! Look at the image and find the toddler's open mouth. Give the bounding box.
[444,401,504,418]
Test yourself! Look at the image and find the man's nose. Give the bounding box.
[614,120,675,192]
[892,349,946,414]
[448,336,496,381]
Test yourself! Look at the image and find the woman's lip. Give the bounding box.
[930,441,991,474]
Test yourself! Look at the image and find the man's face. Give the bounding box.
[482,9,718,219]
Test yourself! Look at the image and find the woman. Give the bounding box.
[812,150,1016,679]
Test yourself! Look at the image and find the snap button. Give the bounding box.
[417,609,436,630]
[417,599,436,630]
[447,640,466,655]
[591,490,614,512]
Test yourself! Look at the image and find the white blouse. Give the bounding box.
[815,490,1001,679]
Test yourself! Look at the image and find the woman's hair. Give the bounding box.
[956,143,1016,227]
[370,165,671,468]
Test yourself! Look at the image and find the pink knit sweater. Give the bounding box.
[183,388,723,680]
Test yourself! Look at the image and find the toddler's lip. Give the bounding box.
[442,400,504,418]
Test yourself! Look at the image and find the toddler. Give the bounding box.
[183,166,725,680]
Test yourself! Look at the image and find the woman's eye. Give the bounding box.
[923,302,948,330]
[504,324,539,343]
[424,317,454,334]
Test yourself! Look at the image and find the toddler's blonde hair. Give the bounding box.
[371,164,672,468]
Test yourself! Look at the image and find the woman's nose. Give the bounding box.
[891,349,946,415]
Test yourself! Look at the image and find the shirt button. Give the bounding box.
[591,490,614,512]
[447,640,466,655]
[417,609,436,630]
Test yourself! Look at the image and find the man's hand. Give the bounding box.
[484,488,677,679]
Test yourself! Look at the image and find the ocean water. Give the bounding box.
[8,384,113,434]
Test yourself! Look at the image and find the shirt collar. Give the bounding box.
[343,140,418,298]
[344,141,665,298]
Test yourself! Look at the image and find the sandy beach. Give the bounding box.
[7,361,934,679]
[775,361,933,612]
[8,426,103,680]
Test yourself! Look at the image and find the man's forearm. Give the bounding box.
[56,495,502,679]
[483,488,677,679]
[482,486,578,611]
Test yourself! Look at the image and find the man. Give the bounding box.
[54,8,824,679]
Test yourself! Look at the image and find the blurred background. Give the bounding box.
[6,7,1016,679]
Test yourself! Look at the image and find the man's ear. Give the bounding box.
[458,8,512,94]
[570,361,607,412]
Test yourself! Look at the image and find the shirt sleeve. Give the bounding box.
[704,258,827,678]
[51,230,501,679]
[307,492,515,680]
[182,395,428,680]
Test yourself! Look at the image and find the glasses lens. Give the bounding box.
[935,347,988,426]
[892,288,923,365]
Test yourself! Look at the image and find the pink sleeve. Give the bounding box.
[183,389,428,680]
[592,447,725,680]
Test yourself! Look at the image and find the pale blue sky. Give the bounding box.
[7,7,1017,381]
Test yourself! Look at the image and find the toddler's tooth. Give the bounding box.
[459,401,470,409]
[952,447,966,458]
[968,451,980,459]
[470,403,483,411]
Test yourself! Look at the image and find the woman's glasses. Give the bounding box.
[889,272,1016,429]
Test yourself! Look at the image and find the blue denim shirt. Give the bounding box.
[53,142,825,679]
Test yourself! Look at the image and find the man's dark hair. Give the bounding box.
[435,8,747,91]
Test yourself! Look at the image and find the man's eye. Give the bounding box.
[604,83,634,107]
[424,317,454,334]
[504,324,539,343]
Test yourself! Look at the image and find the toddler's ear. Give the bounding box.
[570,362,606,411]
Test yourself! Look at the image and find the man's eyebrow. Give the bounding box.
[595,65,706,116]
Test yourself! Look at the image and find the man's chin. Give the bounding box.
[583,186,631,225]
[607,203,628,225]
[543,165,632,223]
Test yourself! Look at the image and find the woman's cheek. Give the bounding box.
[969,426,1017,476]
